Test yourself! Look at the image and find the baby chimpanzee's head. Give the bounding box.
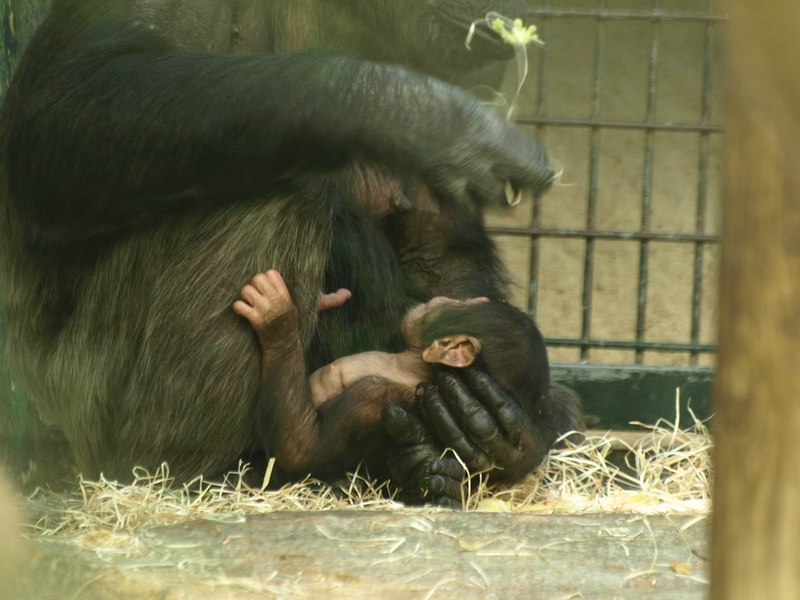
[401,297,550,404]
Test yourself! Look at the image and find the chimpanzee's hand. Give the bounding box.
[417,368,547,484]
[353,65,553,209]
[233,269,299,350]
[382,402,466,509]
[415,81,553,209]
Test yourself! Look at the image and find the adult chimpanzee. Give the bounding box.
[0,0,582,503]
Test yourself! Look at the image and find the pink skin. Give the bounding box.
[232,270,411,472]
[232,270,299,349]
[401,296,489,349]
[318,288,351,311]
[232,271,351,343]
[233,274,486,407]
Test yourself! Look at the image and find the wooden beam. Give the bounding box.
[712,1,800,597]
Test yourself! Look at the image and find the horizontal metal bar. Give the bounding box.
[515,116,723,133]
[488,227,719,243]
[546,338,716,353]
[551,362,714,376]
[527,8,728,23]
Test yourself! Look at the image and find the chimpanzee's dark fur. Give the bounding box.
[0,0,581,499]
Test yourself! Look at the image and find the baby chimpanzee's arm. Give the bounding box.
[234,271,417,473]
[310,351,430,407]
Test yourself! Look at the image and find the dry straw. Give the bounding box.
[25,391,711,542]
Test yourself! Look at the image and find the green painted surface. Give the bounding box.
[1,0,51,476]
[0,306,32,475]
[553,363,714,430]
[1,0,51,97]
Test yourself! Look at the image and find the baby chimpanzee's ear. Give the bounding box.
[421,336,482,368]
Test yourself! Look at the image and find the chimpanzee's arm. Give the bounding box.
[3,4,552,241]
[236,272,416,473]
[386,210,584,492]
[257,332,415,473]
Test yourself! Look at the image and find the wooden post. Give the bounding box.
[712,1,800,598]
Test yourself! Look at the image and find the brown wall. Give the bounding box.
[486,0,723,367]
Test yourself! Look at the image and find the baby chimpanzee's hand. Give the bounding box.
[233,270,299,348]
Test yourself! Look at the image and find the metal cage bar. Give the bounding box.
[578,0,606,360]
[488,227,718,243]
[527,7,727,23]
[515,116,722,133]
[689,0,717,365]
[505,1,724,361]
[547,338,716,353]
[633,0,662,364]
[526,0,552,323]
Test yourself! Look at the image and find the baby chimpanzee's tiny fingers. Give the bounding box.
[233,270,300,349]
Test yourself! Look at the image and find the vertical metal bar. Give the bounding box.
[579,0,605,360]
[527,0,551,322]
[635,0,661,364]
[689,0,715,365]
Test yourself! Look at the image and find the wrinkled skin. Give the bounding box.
[0,0,580,502]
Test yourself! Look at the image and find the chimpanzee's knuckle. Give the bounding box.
[440,376,474,408]
[503,409,528,438]
[469,415,500,443]
[427,476,462,503]
[433,495,462,510]
[469,453,493,472]
[429,458,464,480]
[383,405,429,445]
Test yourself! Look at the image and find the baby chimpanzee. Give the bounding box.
[233,270,559,478]
[320,294,489,405]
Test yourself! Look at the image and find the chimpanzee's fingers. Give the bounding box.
[251,272,275,297]
[419,382,493,472]
[383,402,432,446]
[264,269,289,295]
[382,404,465,508]
[462,369,529,444]
[425,457,466,499]
[432,370,519,467]
[404,456,464,508]
[428,455,466,482]
[239,284,262,307]
[232,300,255,319]
[432,494,462,510]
